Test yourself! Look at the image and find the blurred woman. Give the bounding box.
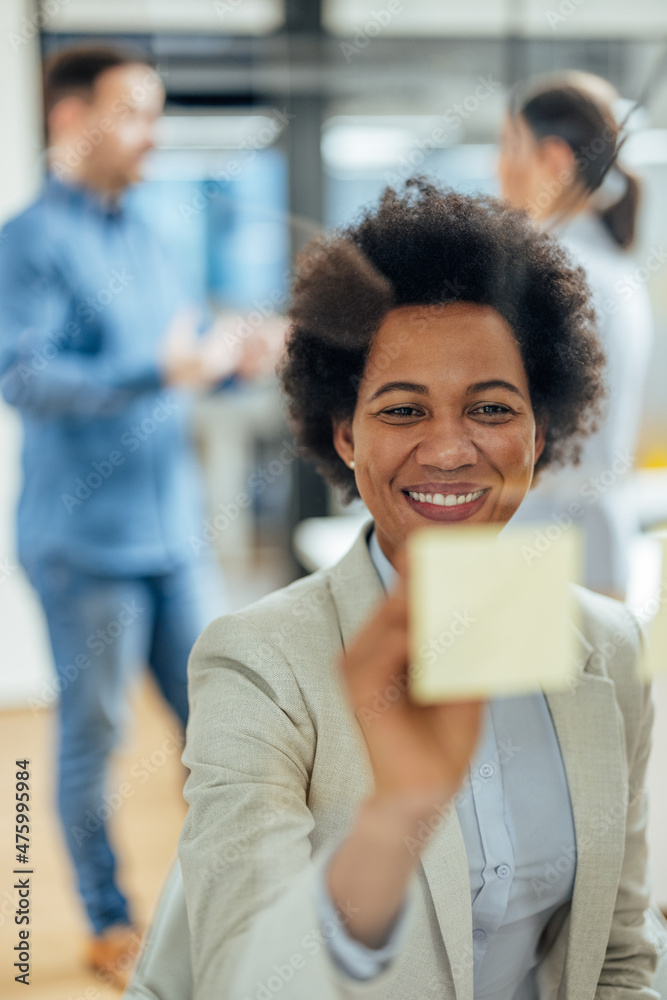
[499,71,653,599]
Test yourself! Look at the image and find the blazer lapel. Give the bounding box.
[545,656,628,999]
[328,520,473,1000]
[417,814,474,1000]
[325,519,385,644]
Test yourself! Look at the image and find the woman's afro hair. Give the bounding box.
[279,178,606,502]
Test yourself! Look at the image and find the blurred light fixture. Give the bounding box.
[323,0,506,37]
[324,0,667,39]
[42,0,284,34]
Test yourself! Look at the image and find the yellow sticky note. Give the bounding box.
[639,534,667,682]
[408,524,581,703]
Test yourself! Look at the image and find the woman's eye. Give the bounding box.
[382,406,422,418]
[472,404,512,418]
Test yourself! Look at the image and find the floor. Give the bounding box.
[0,675,187,999]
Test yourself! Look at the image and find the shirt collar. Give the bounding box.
[368,525,397,593]
[44,172,125,219]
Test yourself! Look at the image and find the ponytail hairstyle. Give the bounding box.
[596,166,640,250]
[509,71,640,249]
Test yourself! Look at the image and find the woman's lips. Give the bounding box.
[402,488,490,522]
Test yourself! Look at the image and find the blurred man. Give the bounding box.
[0,45,242,986]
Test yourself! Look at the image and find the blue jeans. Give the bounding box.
[28,557,224,935]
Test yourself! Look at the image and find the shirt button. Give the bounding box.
[496,864,512,879]
[479,763,494,778]
[473,928,487,941]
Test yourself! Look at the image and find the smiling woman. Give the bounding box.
[281,179,606,567]
[127,179,667,1000]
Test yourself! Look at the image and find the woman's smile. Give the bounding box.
[401,485,491,522]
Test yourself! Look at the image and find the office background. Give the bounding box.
[0,1,666,995]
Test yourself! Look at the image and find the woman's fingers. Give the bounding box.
[338,584,486,804]
[340,593,409,699]
[423,700,486,775]
[392,546,409,580]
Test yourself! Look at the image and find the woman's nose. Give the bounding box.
[414,415,478,469]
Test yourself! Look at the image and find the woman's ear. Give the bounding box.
[538,136,577,187]
[332,418,355,469]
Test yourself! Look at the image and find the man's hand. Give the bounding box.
[161,309,242,389]
[235,316,288,382]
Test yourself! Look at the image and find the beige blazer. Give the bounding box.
[129,520,667,1000]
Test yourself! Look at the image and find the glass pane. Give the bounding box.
[132,114,289,308]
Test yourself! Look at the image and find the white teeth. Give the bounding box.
[408,489,485,506]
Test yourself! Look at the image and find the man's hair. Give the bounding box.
[43,43,155,121]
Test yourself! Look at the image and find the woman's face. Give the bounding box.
[498,113,576,218]
[333,302,546,566]
[498,113,545,212]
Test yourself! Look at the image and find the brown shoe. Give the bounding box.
[86,923,143,990]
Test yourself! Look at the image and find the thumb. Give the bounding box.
[386,546,408,603]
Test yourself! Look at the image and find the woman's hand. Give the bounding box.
[341,563,484,813]
[327,558,484,948]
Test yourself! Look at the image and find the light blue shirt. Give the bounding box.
[0,175,233,576]
[316,527,577,997]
